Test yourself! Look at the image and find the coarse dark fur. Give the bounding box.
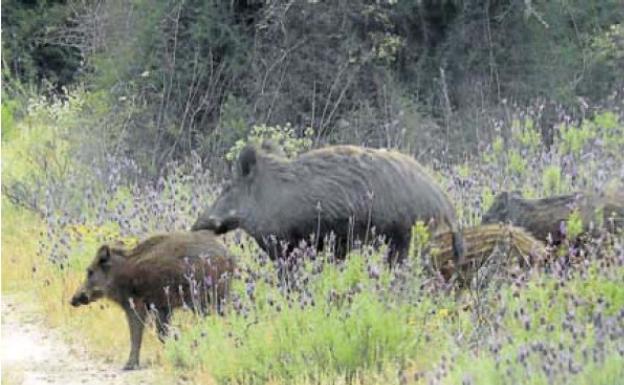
[70,230,234,370]
[481,189,623,243]
[192,144,464,265]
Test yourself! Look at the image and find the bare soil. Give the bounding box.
[1,295,163,385]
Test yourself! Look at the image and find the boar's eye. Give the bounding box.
[87,268,94,278]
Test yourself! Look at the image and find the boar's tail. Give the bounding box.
[451,229,465,266]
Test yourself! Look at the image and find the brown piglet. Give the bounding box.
[70,230,234,370]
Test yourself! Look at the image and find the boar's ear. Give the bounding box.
[238,145,257,177]
[96,245,112,269]
[260,139,286,158]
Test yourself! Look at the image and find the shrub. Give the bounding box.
[225,124,314,161]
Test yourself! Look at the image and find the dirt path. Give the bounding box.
[1,295,163,385]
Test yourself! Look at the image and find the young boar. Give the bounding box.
[70,230,234,370]
[429,223,548,283]
[481,189,623,243]
[192,144,463,265]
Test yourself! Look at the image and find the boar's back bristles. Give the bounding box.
[429,224,548,282]
[125,230,229,264]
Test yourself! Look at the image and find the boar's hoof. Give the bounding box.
[70,293,88,307]
[123,360,139,371]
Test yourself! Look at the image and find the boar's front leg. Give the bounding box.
[154,307,172,343]
[388,232,410,267]
[123,303,146,370]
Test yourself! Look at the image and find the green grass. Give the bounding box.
[2,94,624,384]
[163,257,444,383]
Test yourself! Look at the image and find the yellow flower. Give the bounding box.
[68,224,92,236]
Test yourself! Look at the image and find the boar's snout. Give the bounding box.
[192,215,220,231]
[192,214,240,234]
[70,291,89,307]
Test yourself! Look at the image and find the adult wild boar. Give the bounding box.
[70,231,234,370]
[192,144,464,265]
[481,189,623,244]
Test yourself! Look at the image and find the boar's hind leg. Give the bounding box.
[123,305,146,370]
[387,232,410,267]
[451,230,465,266]
[155,307,172,343]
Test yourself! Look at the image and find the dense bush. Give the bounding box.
[1,0,82,91]
[3,1,624,174]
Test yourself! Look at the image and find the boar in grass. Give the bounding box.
[429,224,548,283]
[481,189,623,244]
[602,179,624,232]
[70,230,234,370]
[192,144,463,265]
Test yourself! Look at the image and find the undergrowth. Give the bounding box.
[2,93,623,384]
